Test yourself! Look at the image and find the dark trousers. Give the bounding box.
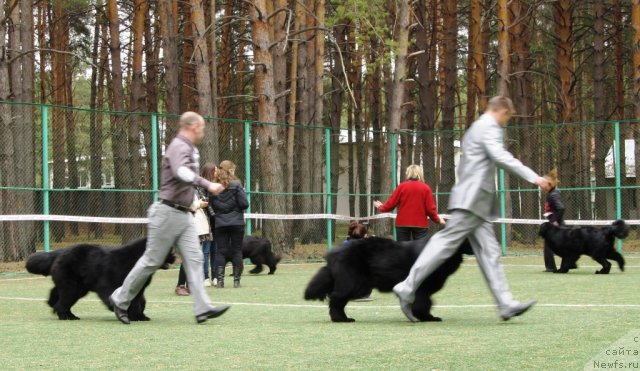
[396,227,429,242]
[543,241,557,271]
[214,225,245,269]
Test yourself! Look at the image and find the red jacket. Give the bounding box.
[378,180,441,228]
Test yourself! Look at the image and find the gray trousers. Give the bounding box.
[111,203,215,316]
[394,209,515,310]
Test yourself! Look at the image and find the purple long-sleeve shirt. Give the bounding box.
[158,135,212,208]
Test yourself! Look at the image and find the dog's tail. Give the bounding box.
[610,220,630,239]
[304,266,333,301]
[25,250,63,276]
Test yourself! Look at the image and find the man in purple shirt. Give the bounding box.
[110,112,230,324]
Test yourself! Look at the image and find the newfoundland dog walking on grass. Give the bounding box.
[243,236,281,275]
[304,236,472,322]
[538,220,628,274]
[26,238,175,320]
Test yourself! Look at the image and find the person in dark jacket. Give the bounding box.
[541,169,565,272]
[210,162,249,288]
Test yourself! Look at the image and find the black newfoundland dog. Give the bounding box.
[26,238,175,320]
[304,236,472,322]
[538,220,627,274]
[243,236,281,274]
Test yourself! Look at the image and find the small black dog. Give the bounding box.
[538,220,627,274]
[243,236,281,274]
[26,238,175,320]
[304,236,472,322]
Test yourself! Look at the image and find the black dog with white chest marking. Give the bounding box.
[26,238,175,320]
[304,236,472,322]
[538,220,627,274]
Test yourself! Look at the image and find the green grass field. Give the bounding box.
[1,256,639,370]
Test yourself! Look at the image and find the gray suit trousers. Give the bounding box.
[394,209,515,310]
[111,203,215,316]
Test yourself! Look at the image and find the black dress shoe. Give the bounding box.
[500,300,536,321]
[195,305,230,323]
[109,296,130,325]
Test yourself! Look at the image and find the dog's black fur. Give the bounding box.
[26,238,175,320]
[538,220,627,274]
[304,236,472,322]
[243,236,281,274]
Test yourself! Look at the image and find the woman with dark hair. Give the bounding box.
[541,169,565,272]
[343,222,368,246]
[210,162,249,288]
[175,162,217,295]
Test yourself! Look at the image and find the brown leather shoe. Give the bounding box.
[175,285,190,296]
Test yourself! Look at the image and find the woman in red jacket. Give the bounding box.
[373,165,445,241]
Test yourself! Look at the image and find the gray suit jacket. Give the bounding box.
[449,113,539,221]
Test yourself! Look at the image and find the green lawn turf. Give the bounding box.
[1,255,639,370]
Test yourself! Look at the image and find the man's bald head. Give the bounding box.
[178,111,206,144]
[179,111,204,129]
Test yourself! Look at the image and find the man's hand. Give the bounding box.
[535,177,551,191]
[373,200,383,209]
[199,200,209,209]
[439,219,446,226]
[208,182,225,195]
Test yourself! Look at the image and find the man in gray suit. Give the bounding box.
[110,112,230,324]
[393,96,550,322]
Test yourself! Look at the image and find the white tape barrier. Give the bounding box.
[0,213,638,226]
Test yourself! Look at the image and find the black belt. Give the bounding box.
[160,199,191,213]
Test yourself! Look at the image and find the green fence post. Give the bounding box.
[244,121,252,236]
[391,132,397,240]
[151,114,159,202]
[326,127,332,251]
[499,169,507,256]
[41,104,50,252]
[614,121,623,252]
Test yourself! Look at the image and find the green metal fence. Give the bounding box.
[0,101,638,261]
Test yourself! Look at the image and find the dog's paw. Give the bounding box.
[422,316,442,322]
[331,317,356,323]
[59,313,80,320]
[595,270,609,274]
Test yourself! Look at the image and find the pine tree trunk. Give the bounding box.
[466,0,481,127]
[250,0,291,253]
[159,0,180,138]
[632,1,640,227]
[50,1,68,242]
[107,0,137,242]
[593,0,608,219]
[89,5,104,239]
[191,0,218,164]
[510,0,537,243]
[554,0,577,219]
[0,3,14,259]
[497,0,509,96]
[439,0,457,209]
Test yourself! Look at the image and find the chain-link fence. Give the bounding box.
[0,101,638,261]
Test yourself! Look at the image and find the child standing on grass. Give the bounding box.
[541,169,565,272]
